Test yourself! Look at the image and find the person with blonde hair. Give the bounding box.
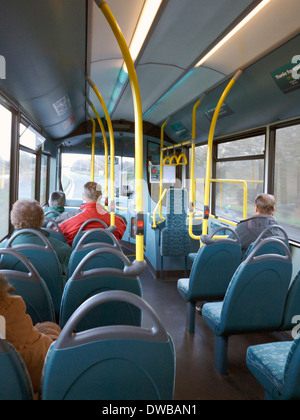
[0,199,72,283]
[0,274,61,394]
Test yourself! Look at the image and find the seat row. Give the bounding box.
[177,226,300,399]
[0,290,176,400]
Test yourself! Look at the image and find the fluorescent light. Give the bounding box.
[123,0,163,73]
[195,0,272,67]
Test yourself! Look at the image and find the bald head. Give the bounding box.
[255,194,275,215]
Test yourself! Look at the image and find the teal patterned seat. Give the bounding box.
[247,333,300,400]
[202,238,293,375]
[160,188,190,279]
[177,227,241,333]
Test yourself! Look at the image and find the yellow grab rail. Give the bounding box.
[87,98,109,210]
[188,99,202,240]
[89,115,96,182]
[195,178,248,220]
[202,69,243,238]
[152,188,167,228]
[86,75,116,227]
[95,0,145,265]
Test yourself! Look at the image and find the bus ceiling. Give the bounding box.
[0,0,299,144]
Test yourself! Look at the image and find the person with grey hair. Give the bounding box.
[232,193,287,257]
[44,191,66,219]
[59,182,127,246]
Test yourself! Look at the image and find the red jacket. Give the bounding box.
[59,203,126,246]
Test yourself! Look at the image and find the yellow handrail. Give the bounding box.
[89,115,96,182]
[159,121,167,223]
[86,75,115,227]
[189,99,202,240]
[87,98,109,210]
[152,188,167,228]
[202,69,243,238]
[195,178,248,220]
[95,0,145,264]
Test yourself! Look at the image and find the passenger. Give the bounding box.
[44,191,66,219]
[0,274,61,394]
[59,182,127,246]
[232,193,286,257]
[0,199,72,284]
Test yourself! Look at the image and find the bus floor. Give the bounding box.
[135,256,292,400]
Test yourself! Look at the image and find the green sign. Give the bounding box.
[203,101,233,122]
[271,59,300,94]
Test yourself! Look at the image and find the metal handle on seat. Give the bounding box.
[74,228,121,251]
[55,290,169,349]
[77,218,108,236]
[246,237,292,264]
[253,225,289,245]
[6,229,56,253]
[201,226,240,245]
[0,248,41,282]
[71,247,132,280]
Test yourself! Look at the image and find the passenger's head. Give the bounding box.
[10,199,44,230]
[254,193,276,215]
[49,191,66,207]
[0,274,14,300]
[82,182,102,203]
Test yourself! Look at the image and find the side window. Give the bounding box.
[0,103,12,240]
[274,124,300,241]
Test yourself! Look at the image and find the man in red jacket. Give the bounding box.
[59,182,127,246]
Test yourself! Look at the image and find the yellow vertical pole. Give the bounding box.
[86,76,115,227]
[95,0,145,264]
[88,114,96,182]
[188,100,201,240]
[87,98,109,210]
[159,121,167,220]
[202,69,243,237]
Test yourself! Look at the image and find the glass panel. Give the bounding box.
[216,159,264,221]
[192,145,207,210]
[18,150,36,200]
[274,124,300,241]
[218,135,265,158]
[40,154,48,205]
[20,123,45,150]
[0,103,12,240]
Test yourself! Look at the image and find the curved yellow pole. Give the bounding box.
[159,121,167,222]
[95,0,145,264]
[202,69,243,238]
[88,114,96,182]
[86,76,115,227]
[87,98,109,210]
[189,100,202,240]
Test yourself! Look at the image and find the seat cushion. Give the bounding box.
[246,341,293,398]
[177,278,190,301]
[202,302,223,334]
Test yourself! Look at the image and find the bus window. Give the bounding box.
[18,149,36,200]
[0,103,12,240]
[215,135,265,221]
[274,124,300,241]
[191,144,207,211]
[40,154,49,205]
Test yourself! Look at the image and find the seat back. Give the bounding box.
[42,291,175,400]
[219,238,293,335]
[160,188,190,257]
[0,249,55,324]
[68,229,122,277]
[281,333,300,400]
[60,248,142,330]
[280,270,300,331]
[42,218,67,243]
[243,225,289,261]
[0,340,34,400]
[3,229,63,318]
[72,218,116,249]
[187,227,242,300]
